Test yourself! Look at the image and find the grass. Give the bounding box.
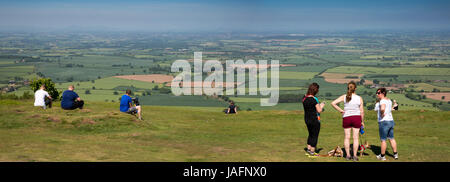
[0,64,35,83]
[51,76,159,102]
[35,55,156,82]
[326,66,450,76]
[388,94,438,111]
[260,71,317,80]
[139,94,228,107]
[55,77,158,90]
[1,99,448,162]
[405,83,450,92]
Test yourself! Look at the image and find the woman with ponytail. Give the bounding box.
[331,81,365,161]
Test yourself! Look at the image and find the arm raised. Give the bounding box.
[331,95,345,114]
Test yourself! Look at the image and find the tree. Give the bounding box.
[442,96,445,100]
[30,78,60,99]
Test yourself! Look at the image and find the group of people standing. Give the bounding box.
[302,81,398,161]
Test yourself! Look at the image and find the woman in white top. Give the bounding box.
[331,81,364,161]
[374,88,398,161]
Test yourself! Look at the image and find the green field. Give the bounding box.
[405,83,450,92]
[35,55,156,82]
[56,77,157,90]
[53,77,159,102]
[0,58,37,84]
[0,99,448,162]
[326,66,450,76]
[388,93,438,111]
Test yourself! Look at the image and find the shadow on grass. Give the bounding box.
[369,145,394,157]
[340,144,372,157]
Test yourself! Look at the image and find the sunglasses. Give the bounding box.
[376,92,381,95]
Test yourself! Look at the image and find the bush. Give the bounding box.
[21,91,33,99]
[30,78,60,100]
[159,87,171,94]
[85,90,91,94]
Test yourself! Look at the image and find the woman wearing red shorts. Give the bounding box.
[331,81,365,161]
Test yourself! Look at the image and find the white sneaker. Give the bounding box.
[394,153,398,160]
[376,155,386,161]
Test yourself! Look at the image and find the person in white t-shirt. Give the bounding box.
[331,81,364,161]
[374,88,398,161]
[34,85,52,109]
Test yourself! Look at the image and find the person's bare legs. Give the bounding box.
[380,140,387,155]
[389,139,397,153]
[344,128,351,158]
[136,106,142,120]
[352,128,360,157]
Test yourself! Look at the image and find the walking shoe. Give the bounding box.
[305,150,312,156]
[352,156,359,161]
[376,155,386,161]
[394,153,398,160]
[308,152,320,158]
[346,155,352,161]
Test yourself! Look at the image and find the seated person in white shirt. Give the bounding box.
[34,85,52,109]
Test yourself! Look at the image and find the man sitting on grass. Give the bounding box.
[34,85,52,109]
[120,89,142,120]
[61,85,84,110]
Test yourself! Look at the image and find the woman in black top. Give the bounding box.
[302,83,325,156]
[227,101,237,114]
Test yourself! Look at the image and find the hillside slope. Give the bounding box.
[0,99,449,162]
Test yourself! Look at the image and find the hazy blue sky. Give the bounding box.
[0,0,449,32]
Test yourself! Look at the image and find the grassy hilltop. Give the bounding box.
[0,99,448,162]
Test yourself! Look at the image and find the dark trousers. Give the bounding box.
[64,100,84,110]
[306,121,321,148]
[44,97,52,109]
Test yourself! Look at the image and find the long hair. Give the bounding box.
[306,83,320,96]
[377,87,387,96]
[346,81,357,102]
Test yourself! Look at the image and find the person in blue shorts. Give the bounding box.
[374,88,398,161]
[120,89,142,120]
[61,85,84,110]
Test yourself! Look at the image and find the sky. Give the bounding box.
[0,0,449,32]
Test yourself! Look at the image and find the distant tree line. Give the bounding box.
[65,63,84,68]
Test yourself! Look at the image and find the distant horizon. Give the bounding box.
[0,0,449,32]
[1,28,450,34]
